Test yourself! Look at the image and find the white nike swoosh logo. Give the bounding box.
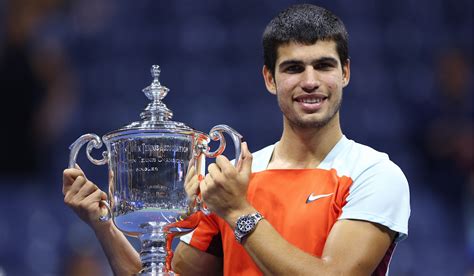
[306,192,334,204]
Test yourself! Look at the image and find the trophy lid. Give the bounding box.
[103,65,196,140]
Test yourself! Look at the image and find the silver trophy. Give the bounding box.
[68,65,242,275]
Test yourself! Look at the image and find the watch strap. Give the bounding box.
[234,212,264,243]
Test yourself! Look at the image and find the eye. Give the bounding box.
[284,65,304,73]
[314,63,334,71]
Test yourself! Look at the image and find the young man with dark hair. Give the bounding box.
[172,4,410,275]
[63,4,410,275]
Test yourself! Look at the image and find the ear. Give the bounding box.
[262,65,277,95]
[342,59,351,88]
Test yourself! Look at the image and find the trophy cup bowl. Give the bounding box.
[68,65,242,275]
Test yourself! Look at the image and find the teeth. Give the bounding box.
[301,98,322,103]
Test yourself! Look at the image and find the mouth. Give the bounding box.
[293,94,328,113]
[296,97,325,104]
[294,94,328,102]
[294,94,328,112]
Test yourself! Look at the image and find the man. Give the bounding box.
[173,4,410,275]
[63,4,410,275]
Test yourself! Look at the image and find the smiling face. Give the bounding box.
[263,40,350,130]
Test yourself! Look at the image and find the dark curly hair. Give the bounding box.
[263,4,349,76]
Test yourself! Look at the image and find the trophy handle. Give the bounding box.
[196,125,243,215]
[69,134,111,221]
[202,124,243,166]
[68,133,108,168]
[99,200,112,221]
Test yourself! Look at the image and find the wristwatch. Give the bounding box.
[234,212,264,243]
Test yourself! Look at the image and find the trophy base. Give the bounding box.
[137,222,175,276]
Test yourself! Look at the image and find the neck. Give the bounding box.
[269,114,343,169]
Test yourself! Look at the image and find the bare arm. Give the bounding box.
[63,168,142,275]
[201,142,396,275]
[236,214,394,275]
[172,242,223,275]
[92,221,142,276]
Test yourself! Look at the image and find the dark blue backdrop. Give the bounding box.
[0,0,472,275]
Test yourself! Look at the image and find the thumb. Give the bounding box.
[239,142,253,176]
[74,163,88,181]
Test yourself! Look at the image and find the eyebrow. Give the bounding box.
[278,56,339,68]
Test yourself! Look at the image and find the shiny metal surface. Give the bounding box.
[107,134,194,236]
[68,65,242,275]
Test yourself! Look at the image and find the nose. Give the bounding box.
[301,67,319,92]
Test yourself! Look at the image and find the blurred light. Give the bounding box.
[26,239,59,274]
[28,210,61,246]
[25,210,61,274]
[66,221,100,255]
[179,17,228,53]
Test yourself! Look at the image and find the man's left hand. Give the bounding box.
[200,142,254,226]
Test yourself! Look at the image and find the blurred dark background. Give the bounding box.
[0,0,472,275]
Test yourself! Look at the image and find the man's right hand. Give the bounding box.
[62,167,142,274]
[62,168,109,230]
[184,161,200,204]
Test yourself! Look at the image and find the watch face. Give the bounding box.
[238,216,255,233]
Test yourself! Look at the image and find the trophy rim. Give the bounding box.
[102,125,206,142]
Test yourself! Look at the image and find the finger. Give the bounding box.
[236,142,245,171]
[215,156,236,178]
[64,175,87,199]
[184,165,196,185]
[185,174,199,198]
[190,178,199,193]
[236,141,250,170]
[83,189,108,214]
[239,142,253,176]
[81,189,107,216]
[184,165,198,196]
[203,173,214,190]
[63,168,86,195]
[185,172,198,185]
[82,188,103,203]
[184,173,197,190]
[215,155,230,169]
[63,168,84,184]
[75,180,100,200]
[100,190,107,201]
[74,164,88,181]
[187,157,195,171]
[236,157,243,171]
[199,178,208,200]
[207,163,222,180]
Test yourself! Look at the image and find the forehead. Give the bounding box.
[276,40,340,65]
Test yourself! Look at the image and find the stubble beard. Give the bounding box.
[278,96,342,129]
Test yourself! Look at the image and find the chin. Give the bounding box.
[287,112,337,129]
[288,118,328,129]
